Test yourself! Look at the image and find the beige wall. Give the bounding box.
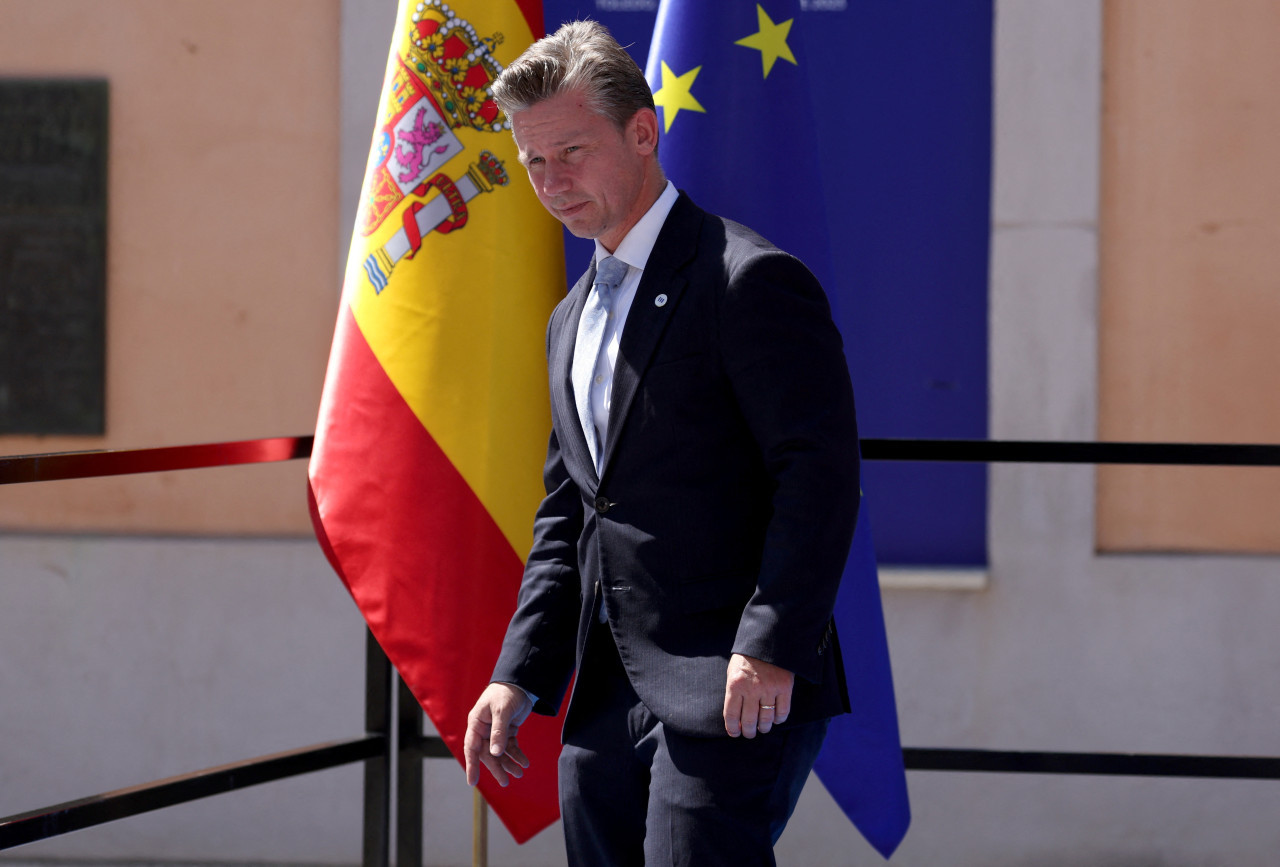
[1098,0,1280,552]
[0,0,340,535]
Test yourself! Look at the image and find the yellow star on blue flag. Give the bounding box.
[734,4,797,78]
[652,60,706,132]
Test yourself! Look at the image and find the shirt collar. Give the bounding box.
[594,181,679,272]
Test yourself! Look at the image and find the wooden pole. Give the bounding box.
[472,788,488,867]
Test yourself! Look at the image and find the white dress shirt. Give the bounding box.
[512,181,683,692]
[579,181,680,468]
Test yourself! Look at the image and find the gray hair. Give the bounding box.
[491,20,656,132]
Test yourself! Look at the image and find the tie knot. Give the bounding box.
[593,256,628,300]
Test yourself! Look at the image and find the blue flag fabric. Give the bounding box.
[644,1,911,858]
[813,495,912,858]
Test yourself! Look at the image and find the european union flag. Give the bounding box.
[644,1,911,858]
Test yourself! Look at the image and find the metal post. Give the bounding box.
[362,630,393,867]
[396,677,424,867]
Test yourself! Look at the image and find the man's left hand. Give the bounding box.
[723,653,795,738]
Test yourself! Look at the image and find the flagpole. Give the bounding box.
[472,788,488,867]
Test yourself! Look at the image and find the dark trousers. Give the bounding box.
[559,620,828,867]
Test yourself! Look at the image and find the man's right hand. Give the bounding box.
[463,682,534,787]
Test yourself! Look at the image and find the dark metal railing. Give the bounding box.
[872,436,1280,781]
[860,438,1280,467]
[2,435,1278,859]
[0,736,385,851]
[0,436,442,861]
[904,747,1280,779]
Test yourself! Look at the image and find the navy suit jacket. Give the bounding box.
[492,192,859,738]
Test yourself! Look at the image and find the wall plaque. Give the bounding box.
[0,79,108,435]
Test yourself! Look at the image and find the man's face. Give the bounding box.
[511,88,655,252]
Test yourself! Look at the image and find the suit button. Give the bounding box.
[594,496,613,514]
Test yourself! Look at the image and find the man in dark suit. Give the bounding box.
[463,20,860,866]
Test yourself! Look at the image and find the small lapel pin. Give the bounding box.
[654,293,668,308]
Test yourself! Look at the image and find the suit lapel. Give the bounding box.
[552,264,600,486]
[601,195,703,475]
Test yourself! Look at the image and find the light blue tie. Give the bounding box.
[572,255,628,472]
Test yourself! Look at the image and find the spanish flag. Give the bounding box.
[308,0,564,843]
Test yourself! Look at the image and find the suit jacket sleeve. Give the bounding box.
[489,362,583,716]
[719,247,860,684]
